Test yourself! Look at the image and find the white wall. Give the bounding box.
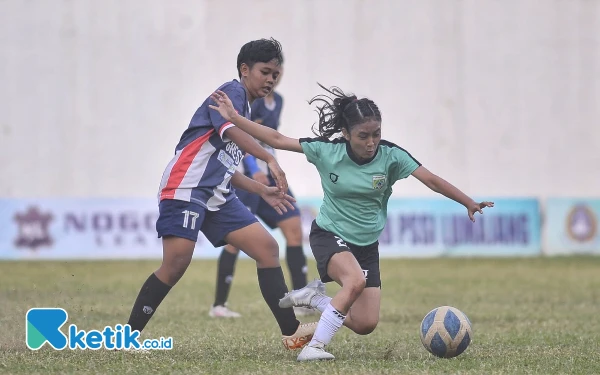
[1,0,599,199]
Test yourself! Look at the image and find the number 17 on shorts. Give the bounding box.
[182,210,200,230]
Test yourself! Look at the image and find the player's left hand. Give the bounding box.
[261,186,296,215]
[467,201,495,222]
[209,90,237,122]
[267,159,288,195]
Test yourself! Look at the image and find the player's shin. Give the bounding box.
[286,246,308,290]
[126,273,172,333]
[214,248,238,306]
[257,267,300,336]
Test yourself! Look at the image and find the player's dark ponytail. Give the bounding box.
[308,83,382,140]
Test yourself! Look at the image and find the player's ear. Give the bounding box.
[341,128,350,141]
[240,63,250,78]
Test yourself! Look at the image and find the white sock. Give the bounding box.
[311,294,332,313]
[309,303,346,347]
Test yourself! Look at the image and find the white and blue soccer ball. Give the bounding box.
[420,306,473,358]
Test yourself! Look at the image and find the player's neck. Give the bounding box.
[240,80,257,104]
[345,141,378,165]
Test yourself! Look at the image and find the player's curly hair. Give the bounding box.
[308,83,382,140]
[237,38,284,78]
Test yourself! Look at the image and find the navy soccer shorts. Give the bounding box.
[156,198,258,247]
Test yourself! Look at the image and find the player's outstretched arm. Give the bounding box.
[224,127,289,194]
[411,166,494,222]
[209,90,303,153]
[230,171,296,215]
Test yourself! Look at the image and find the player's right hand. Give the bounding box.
[267,159,288,195]
[209,90,237,121]
[467,201,495,222]
[261,186,296,215]
[252,171,270,186]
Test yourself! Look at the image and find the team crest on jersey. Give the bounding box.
[372,175,387,190]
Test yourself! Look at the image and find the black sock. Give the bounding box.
[286,246,308,290]
[257,267,300,336]
[127,273,172,333]
[214,248,238,307]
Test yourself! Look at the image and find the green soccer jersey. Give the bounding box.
[299,137,421,246]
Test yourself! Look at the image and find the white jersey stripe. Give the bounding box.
[173,140,217,203]
[205,170,233,211]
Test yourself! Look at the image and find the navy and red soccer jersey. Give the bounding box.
[157,80,251,210]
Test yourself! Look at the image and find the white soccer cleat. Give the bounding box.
[279,279,327,309]
[296,279,327,293]
[208,304,242,318]
[309,278,327,294]
[297,343,335,362]
[282,322,318,350]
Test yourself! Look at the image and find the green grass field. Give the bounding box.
[1,256,599,374]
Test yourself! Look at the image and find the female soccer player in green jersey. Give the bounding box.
[209,84,494,362]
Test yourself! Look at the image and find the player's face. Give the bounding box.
[344,119,382,160]
[240,60,282,100]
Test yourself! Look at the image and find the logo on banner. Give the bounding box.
[566,205,597,243]
[11,203,164,253]
[372,175,386,190]
[13,206,54,251]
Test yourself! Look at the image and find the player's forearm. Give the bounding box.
[231,171,265,195]
[231,113,284,149]
[225,127,276,164]
[429,176,476,208]
[237,136,276,164]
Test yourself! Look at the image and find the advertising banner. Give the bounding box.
[1,198,178,260]
[544,198,600,255]
[0,197,541,260]
[381,198,541,257]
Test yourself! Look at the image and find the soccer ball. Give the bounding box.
[419,306,473,358]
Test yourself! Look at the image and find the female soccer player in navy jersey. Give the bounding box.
[209,84,494,361]
[209,67,314,319]
[125,38,317,351]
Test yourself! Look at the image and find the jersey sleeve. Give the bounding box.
[390,147,422,181]
[209,84,246,139]
[299,137,325,165]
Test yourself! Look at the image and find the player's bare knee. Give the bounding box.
[280,220,303,246]
[256,255,280,268]
[168,268,186,285]
[254,237,280,268]
[354,320,378,335]
[344,276,367,300]
[224,245,240,255]
[284,227,303,246]
[161,254,192,284]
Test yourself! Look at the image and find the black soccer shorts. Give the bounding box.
[309,220,381,288]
